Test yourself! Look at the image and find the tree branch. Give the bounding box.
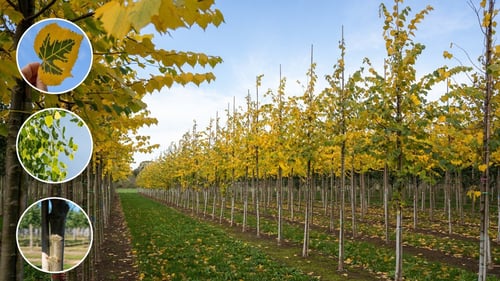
[467,0,487,36]
[5,0,16,9]
[70,12,95,23]
[26,0,56,22]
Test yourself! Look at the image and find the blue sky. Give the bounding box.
[16,18,92,94]
[132,0,489,167]
[56,110,93,182]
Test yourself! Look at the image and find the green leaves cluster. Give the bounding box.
[17,109,79,182]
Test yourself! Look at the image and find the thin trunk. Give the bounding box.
[255,151,260,237]
[329,169,335,232]
[445,170,452,234]
[290,172,294,221]
[302,160,311,257]
[230,185,235,227]
[277,166,283,245]
[196,190,200,215]
[479,1,494,279]
[219,191,225,224]
[211,187,216,220]
[203,189,208,217]
[413,176,418,230]
[384,163,389,244]
[497,167,500,243]
[395,206,403,280]
[350,164,356,238]
[429,184,434,221]
[29,224,33,249]
[243,167,248,232]
[338,142,346,271]
[360,172,366,220]
[457,170,464,225]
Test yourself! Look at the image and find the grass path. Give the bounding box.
[120,190,370,281]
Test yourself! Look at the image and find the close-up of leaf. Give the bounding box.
[33,23,83,86]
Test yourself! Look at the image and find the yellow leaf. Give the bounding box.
[95,1,130,38]
[54,110,61,120]
[443,50,453,59]
[44,115,53,127]
[127,0,161,31]
[409,94,421,106]
[478,164,488,172]
[34,23,83,86]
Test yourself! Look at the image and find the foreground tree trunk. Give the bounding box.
[0,12,34,279]
[48,199,70,272]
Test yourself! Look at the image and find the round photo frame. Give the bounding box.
[16,18,93,94]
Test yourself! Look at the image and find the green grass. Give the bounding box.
[187,196,499,281]
[116,187,139,194]
[120,192,317,281]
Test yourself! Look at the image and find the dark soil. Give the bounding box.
[95,192,139,281]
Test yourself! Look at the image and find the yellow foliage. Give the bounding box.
[34,23,83,86]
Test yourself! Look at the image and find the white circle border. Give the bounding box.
[16,108,93,184]
[16,197,94,274]
[16,17,93,95]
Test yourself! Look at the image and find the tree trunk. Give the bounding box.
[329,169,335,232]
[479,1,494,279]
[384,163,389,244]
[445,170,452,234]
[242,167,248,232]
[413,176,418,230]
[338,140,346,271]
[395,206,403,281]
[0,57,33,281]
[302,160,311,257]
[360,172,366,220]
[255,146,261,238]
[41,200,50,271]
[497,167,500,243]
[289,172,294,221]
[230,184,235,227]
[48,199,69,272]
[457,170,464,225]
[277,166,283,245]
[350,164,356,238]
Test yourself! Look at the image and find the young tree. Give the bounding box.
[366,1,460,279]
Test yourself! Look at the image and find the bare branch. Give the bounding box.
[70,12,95,23]
[5,0,16,9]
[467,0,487,36]
[451,42,484,74]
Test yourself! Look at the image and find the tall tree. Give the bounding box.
[0,0,224,280]
[366,1,460,279]
[477,0,497,279]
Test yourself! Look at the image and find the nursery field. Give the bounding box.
[120,190,323,281]
[135,187,500,281]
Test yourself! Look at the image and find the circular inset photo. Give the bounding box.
[16,108,93,184]
[17,197,93,274]
[16,18,93,94]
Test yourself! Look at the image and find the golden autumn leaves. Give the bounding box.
[34,23,83,86]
